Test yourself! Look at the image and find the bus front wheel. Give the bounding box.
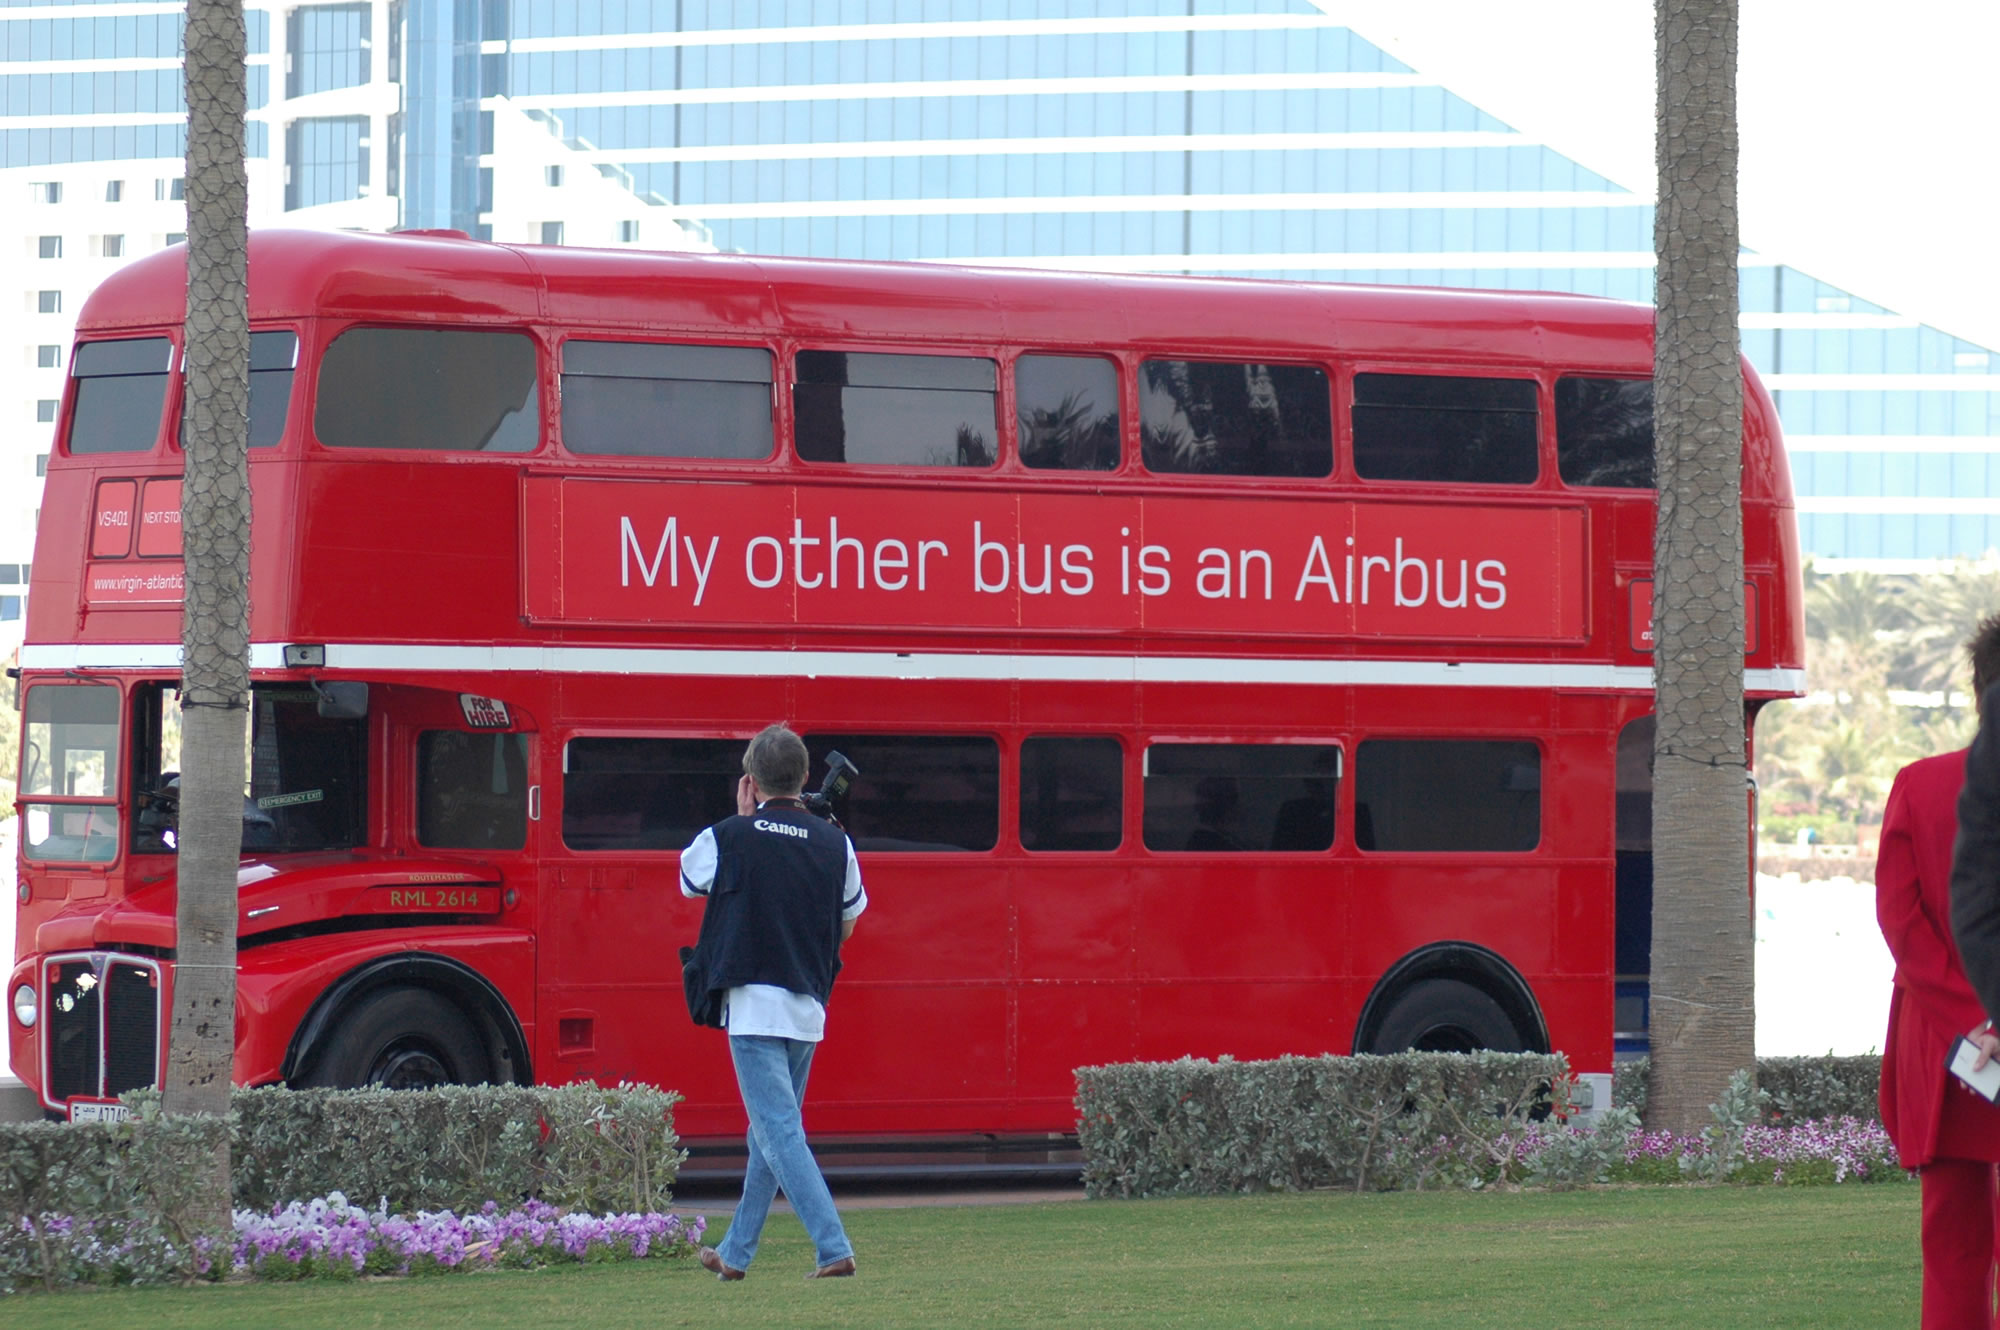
[300,986,494,1089]
[1365,978,1525,1055]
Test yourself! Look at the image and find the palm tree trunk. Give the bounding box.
[1648,0,1754,1136]
[163,0,249,1229]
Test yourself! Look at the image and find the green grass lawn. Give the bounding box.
[8,1185,1920,1329]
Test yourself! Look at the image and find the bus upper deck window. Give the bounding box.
[1556,377,1655,488]
[793,350,997,467]
[68,337,173,455]
[561,341,773,459]
[174,331,299,451]
[1017,355,1119,471]
[316,327,539,452]
[1139,360,1331,477]
[1352,373,1538,485]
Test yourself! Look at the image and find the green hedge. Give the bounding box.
[1612,1055,1880,1126]
[2,1082,683,1223]
[1,1083,686,1293]
[219,1082,684,1215]
[1,1107,230,1291]
[1074,1052,1567,1199]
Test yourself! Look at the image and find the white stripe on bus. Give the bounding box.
[17,642,1807,695]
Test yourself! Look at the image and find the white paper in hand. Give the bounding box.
[1948,1036,2000,1104]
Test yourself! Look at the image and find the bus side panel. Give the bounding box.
[234,929,536,1086]
[1012,860,1140,1111]
[1131,861,1355,1062]
[810,858,1015,1128]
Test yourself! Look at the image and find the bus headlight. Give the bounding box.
[11,983,35,1029]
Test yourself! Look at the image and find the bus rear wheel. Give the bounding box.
[301,986,494,1089]
[1365,978,1525,1054]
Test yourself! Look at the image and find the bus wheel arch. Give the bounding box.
[1353,943,1549,1056]
[283,953,532,1089]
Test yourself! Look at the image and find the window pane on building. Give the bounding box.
[285,115,370,210]
[317,328,539,451]
[1352,373,1538,484]
[1556,377,1654,488]
[561,341,773,459]
[794,350,997,467]
[803,734,999,851]
[1142,742,1339,852]
[1017,355,1119,471]
[1139,360,1331,477]
[418,731,528,850]
[1020,735,1123,851]
[1354,739,1541,852]
[288,3,371,97]
[68,337,171,455]
[563,737,742,851]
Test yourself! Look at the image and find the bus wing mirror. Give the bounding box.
[314,681,369,720]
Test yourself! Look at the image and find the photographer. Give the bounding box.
[680,724,865,1281]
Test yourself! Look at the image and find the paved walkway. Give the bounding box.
[674,1177,1086,1217]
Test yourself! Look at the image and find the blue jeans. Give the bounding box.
[714,1035,853,1271]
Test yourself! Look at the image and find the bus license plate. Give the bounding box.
[68,1098,129,1124]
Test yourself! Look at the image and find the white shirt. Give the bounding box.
[679,810,867,1042]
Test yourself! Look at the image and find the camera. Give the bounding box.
[799,751,858,824]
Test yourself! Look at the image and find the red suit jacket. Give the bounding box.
[1879,748,2000,1168]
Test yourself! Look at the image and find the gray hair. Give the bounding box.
[742,723,809,797]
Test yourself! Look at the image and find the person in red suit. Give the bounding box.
[1881,614,2000,1329]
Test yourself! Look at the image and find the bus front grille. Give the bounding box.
[45,959,101,1101]
[104,963,161,1096]
[42,953,162,1105]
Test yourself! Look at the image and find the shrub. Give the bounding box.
[0,1109,230,1293]
[1074,1051,1567,1199]
[1613,1055,1881,1128]
[1076,1053,1910,1200]
[155,1081,683,1215]
[0,1081,684,1292]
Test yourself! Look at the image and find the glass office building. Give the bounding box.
[6,0,1998,617]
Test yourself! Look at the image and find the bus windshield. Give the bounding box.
[131,682,368,855]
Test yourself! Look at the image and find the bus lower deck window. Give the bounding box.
[418,731,529,850]
[1020,735,1123,851]
[1142,742,1339,853]
[1354,739,1541,852]
[562,736,742,851]
[803,734,999,851]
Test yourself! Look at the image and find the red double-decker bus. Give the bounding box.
[8,230,1802,1138]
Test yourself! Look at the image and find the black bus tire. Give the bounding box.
[299,986,494,1089]
[1366,978,1526,1054]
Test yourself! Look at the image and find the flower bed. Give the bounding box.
[234,1194,706,1279]
[1611,1117,1899,1186]
[6,1194,705,1293]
